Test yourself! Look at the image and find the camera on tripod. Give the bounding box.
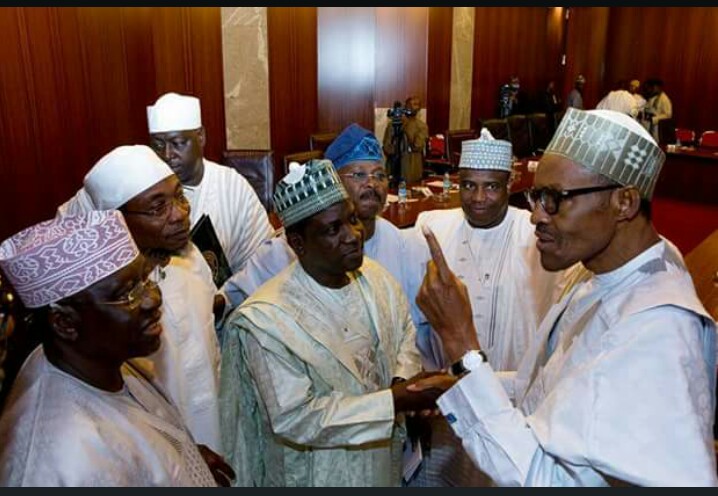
[387,101,416,126]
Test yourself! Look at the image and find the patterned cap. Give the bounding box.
[0,211,140,308]
[147,92,202,134]
[458,128,513,172]
[324,123,383,170]
[273,159,350,228]
[544,108,665,199]
[85,145,174,210]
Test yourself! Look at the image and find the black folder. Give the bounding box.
[189,214,232,288]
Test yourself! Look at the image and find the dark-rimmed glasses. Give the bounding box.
[525,184,621,215]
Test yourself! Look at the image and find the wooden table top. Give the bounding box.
[269,158,537,229]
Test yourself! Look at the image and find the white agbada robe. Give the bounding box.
[404,206,566,486]
[596,90,640,118]
[409,207,564,371]
[437,241,718,486]
[642,92,673,142]
[0,347,217,487]
[221,217,413,310]
[183,159,273,274]
[142,242,222,451]
[219,259,422,486]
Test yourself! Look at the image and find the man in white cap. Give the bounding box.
[146,92,273,274]
[219,159,442,487]
[410,108,717,485]
[0,211,233,486]
[79,145,223,453]
[221,123,416,310]
[405,128,566,487]
[596,80,641,119]
[566,74,586,110]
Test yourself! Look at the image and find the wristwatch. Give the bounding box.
[450,349,488,377]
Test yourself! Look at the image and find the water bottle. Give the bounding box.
[443,172,451,198]
[398,180,407,204]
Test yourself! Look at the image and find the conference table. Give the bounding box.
[382,158,537,228]
[653,145,718,204]
[268,158,537,229]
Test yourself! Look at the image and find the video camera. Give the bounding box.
[387,100,416,126]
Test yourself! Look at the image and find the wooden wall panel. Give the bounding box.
[470,7,558,126]
[603,7,718,133]
[562,7,610,110]
[375,7,428,108]
[317,7,376,134]
[267,7,318,171]
[150,7,225,162]
[0,7,225,242]
[426,7,453,136]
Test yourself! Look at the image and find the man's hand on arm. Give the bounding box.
[416,226,480,363]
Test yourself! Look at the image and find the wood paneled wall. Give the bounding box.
[603,7,718,133]
[0,7,225,242]
[375,7,428,109]
[426,7,453,136]
[267,7,318,171]
[470,7,564,126]
[317,7,376,133]
[562,7,610,110]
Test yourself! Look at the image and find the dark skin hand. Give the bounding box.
[391,370,449,413]
[197,444,236,487]
[213,294,226,323]
[415,225,480,363]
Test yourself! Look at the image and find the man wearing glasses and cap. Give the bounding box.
[219,159,443,486]
[409,108,717,486]
[405,129,566,487]
[0,211,233,486]
[71,145,224,456]
[221,123,416,310]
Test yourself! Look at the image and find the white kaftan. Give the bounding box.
[437,241,718,486]
[0,347,217,487]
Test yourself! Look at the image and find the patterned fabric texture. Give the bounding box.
[273,159,349,228]
[458,128,513,172]
[0,211,139,308]
[325,123,383,170]
[545,108,665,199]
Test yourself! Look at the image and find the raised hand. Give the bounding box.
[416,225,480,363]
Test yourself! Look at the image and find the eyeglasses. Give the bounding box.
[123,193,190,219]
[99,278,159,310]
[525,184,621,215]
[340,172,388,183]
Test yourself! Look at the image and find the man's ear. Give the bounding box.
[196,127,206,149]
[614,186,641,221]
[48,303,81,342]
[286,231,305,257]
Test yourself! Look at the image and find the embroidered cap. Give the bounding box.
[544,108,665,199]
[147,92,202,134]
[458,128,513,172]
[273,159,349,228]
[85,145,174,210]
[0,211,140,308]
[324,123,384,170]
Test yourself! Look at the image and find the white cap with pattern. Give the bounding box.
[273,159,349,228]
[544,108,665,199]
[458,128,513,172]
